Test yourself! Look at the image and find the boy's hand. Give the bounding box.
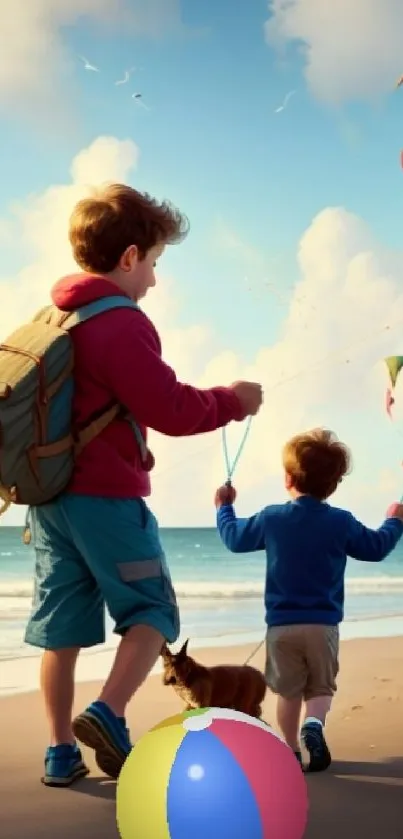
[215,484,237,508]
[386,502,403,521]
[230,381,263,416]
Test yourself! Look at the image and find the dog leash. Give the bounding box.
[243,637,265,666]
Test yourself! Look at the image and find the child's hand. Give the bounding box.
[230,381,263,417]
[215,484,237,508]
[386,502,403,521]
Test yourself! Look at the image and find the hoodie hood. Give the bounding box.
[52,273,130,311]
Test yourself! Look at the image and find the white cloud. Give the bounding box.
[0,135,140,332]
[265,0,403,104]
[1,136,403,528]
[0,0,183,121]
[192,207,403,524]
[71,137,140,186]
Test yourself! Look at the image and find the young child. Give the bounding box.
[25,183,263,786]
[215,428,403,771]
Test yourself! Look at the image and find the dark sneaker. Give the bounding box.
[294,749,303,768]
[72,700,132,779]
[42,743,89,787]
[301,721,331,772]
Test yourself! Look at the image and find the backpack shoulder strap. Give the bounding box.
[61,296,140,447]
[60,296,139,330]
[31,295,146,460]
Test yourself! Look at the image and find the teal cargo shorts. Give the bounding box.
[24,495,180,650]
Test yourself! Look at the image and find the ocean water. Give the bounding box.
[1,526,403,695]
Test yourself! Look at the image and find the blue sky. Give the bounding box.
[1,0,402,354]
[1,0,403,526]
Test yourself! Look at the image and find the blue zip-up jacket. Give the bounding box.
[217,496,403,626]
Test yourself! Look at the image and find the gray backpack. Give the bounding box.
[0,296,148,527]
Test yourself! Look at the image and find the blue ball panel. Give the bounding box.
[166,729,264,839]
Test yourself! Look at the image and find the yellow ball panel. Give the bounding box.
[151,714,186,732]
[116,723,185,839]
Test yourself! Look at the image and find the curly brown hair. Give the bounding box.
[282,428,351,500]
[69,183,189,273]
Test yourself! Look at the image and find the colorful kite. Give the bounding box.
[385,356,403,417]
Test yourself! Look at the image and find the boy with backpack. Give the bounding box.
[215,428,403,771]
[0,184,263,785]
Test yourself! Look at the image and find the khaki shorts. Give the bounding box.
[265,624,339,700]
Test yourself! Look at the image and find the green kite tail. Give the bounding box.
[385,356,403,388]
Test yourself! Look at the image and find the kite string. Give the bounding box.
[220,314,393,485]
[387,396,403,494]
[222,417,252,485]
[219,316,391,487]
[150,314,403,487]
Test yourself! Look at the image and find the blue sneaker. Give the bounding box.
[72,701,132,779]
[42,743,89,787]
[301,721,331,772]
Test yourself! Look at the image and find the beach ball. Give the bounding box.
[116,707,308,839]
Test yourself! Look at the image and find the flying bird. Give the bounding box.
[115,67,135,86]
[79,55,100,72]
[396,75,403,88]
[132,92,149,110]
[274,90,295,113]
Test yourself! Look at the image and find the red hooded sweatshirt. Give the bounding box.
[52,274,246,498]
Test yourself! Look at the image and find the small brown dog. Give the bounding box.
[161,640,267,718]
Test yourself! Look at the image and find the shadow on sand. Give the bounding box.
[305,756,403,839]
[68,776,117,800]
[63,756,403,839]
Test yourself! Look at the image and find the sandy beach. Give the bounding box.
[0,635,402,838]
